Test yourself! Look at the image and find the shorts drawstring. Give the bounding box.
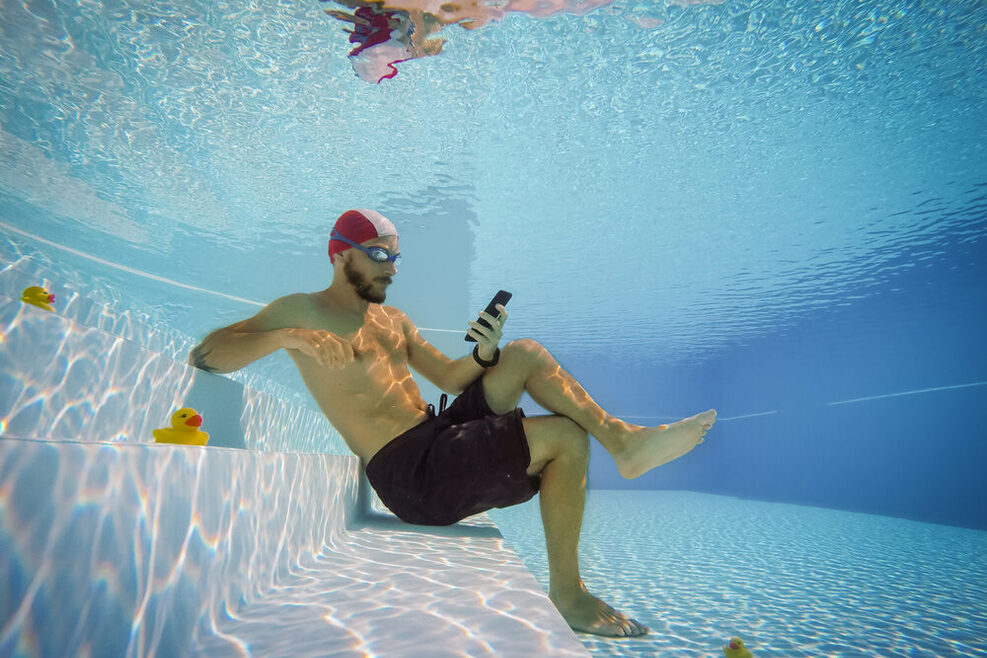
[426,393,449,418]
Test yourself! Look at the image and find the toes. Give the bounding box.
[611,615,649,637]
[560,596,648,639]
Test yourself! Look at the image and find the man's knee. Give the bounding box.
[555,417,589,466]
[524,415,588,466]
[504,338,548,366]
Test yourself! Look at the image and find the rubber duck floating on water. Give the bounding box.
[154,408,210,446]
[723,636,754,658]
[21,286,55,312]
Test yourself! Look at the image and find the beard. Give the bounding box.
[344,258,390,303]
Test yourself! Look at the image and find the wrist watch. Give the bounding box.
[472,345,500,367]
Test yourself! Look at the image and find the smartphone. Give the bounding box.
[465,290,512,342]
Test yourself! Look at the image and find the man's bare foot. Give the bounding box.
[614,410,716,479]
[550,588,649,638]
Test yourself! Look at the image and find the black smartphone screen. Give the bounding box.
[465,290,512,341]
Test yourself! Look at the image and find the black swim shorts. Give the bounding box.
[364,377,540,526]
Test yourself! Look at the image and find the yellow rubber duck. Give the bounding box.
[153,408,210,446]
[723,637,753,658]
[21,286,55,312]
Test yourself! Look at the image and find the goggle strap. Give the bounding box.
[331,230,400,264]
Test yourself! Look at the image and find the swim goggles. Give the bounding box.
[330,230,402,266]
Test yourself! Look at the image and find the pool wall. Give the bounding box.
[577,246,987,530]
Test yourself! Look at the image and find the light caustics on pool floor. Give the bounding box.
[0,438,588,657]
[193,523,579,656]
[490,490,987,657]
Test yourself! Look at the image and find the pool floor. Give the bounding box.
[489,490,987,657]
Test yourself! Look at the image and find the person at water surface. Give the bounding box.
[188,209,717,638]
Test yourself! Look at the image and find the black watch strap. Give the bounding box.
[472,345,500,367]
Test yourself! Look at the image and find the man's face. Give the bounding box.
[342,235,398,304]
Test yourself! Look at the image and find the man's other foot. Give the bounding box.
[615,410,716,479]
[550,589,649,638]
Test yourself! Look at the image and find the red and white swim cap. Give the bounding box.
[328,209,398,262]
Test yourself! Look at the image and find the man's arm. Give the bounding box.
[399,307,505,395]
[402,316,482,394]
[189,295,354,374]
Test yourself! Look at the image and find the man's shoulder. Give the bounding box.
[269,292,318,314]
[253,293,322,326]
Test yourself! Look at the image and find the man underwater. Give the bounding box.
[189,208,716,637]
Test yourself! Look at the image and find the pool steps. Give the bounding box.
[0,298,589,656]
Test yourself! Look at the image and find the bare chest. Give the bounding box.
[296,307,409,386]
[285,302,425,457]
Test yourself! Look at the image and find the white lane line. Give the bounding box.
[2,220,265,306]
[828,381,987,406]
[717,410,778,421]
[2,220,459,334]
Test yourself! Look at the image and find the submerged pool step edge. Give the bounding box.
[0,438,590,656]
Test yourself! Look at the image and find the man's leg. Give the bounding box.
[482,339,713,637]
[483,339,715,479]
[521,414,648,637]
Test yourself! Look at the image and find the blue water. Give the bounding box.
[2,0,986,655]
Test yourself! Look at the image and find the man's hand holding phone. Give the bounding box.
[466,290,512,365]
[468,305,507,360]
